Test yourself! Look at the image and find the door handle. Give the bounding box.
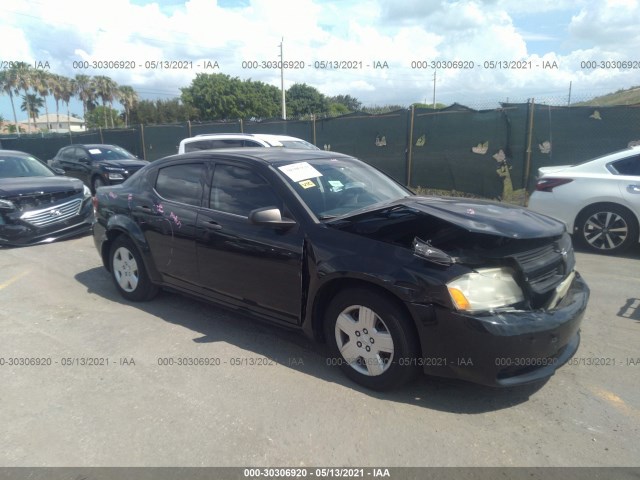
[133,205,155,214]
[203,220,223,230]
[627,184,640,194]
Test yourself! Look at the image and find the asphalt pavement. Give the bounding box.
[1,234,638,467]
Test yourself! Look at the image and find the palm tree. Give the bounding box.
[118,85,138,127]
[60,76,76,127]
[50,74,64,131]
[0,69,20,136]
[74,74,94,123]
[93,75,118,128]
[20,94,44,131]
[13,62,33,132]
[33,69,53,131]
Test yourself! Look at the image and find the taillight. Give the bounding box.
[535,177,573,192]
[92,195,99,212]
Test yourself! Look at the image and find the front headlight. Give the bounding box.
[107,173,125,180]
[0,198,15,210]
[83,185,92,199]
[447,267,524,312]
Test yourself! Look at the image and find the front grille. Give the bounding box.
[8,189,81,211]
[20,198,83,227]
[509,234,574,295]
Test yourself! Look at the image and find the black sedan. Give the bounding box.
[0,150,93,246]
[49,144,149,193]
[92,149,589,390]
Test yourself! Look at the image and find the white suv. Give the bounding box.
[178,133,319,154]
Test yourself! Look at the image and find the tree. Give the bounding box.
[33,69,53,130]
[60,76,76,125]
[327,103,350,117]
[285,83,329,117]
[181,73,280,120]
[13,62,33,132]
[130,98,197,124]
[361,105,406,114]
[20,93,44,130]
[411,102,447,110]
[75,74,95,121]
[329,94,362,112]
[118,85,138,127]
[0,69,20,136]
[50,74,65,130]
[85,106,124,129]
[93,75,118,127]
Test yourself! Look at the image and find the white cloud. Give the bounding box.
[0,0,638,118]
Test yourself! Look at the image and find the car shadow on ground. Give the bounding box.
[75,266,548,414]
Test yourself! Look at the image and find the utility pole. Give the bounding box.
[567,81,572,107]
[279,37,286,119]
[432,71,437,109]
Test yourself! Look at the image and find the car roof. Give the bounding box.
[188,133,305,141]
[66,144,119,148]
[0,150,35,157]
[163,147,351,165]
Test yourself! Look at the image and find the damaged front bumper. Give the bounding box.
[407,272,589,387]
[0,198,93,246]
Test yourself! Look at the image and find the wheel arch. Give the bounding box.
[101,216,161,283]
[310,277,422,351]
[574,201,640,242]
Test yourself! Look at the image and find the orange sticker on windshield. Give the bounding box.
[299,179,316,189]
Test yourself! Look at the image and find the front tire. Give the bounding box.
[324,288,420,391]
[575,204,638,254]
[110,236,159,301]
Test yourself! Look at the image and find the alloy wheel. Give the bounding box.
[583,211,628,251]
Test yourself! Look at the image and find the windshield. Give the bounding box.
[274,157,411,219]
[87,146,136,161]
[0,154,55,178]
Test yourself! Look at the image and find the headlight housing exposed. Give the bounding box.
[447,267,524,312]
[0,198,15,210]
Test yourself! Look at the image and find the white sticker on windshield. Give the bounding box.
[89,148,102,154]
[278,162,322,182]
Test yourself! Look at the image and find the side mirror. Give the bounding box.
[78,157,90,164]
[53,167,66,175]
[248,207,296,229]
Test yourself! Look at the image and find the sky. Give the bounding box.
[1,0,640,121]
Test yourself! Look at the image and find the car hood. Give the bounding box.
[329,196,565,239]
[98,159,149,169]
[0,176,84,197]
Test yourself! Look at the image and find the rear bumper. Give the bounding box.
[410,273,589,387]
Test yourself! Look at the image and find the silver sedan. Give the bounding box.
[528,146,640,254]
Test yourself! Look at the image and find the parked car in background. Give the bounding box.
[528,146,640,254]
[178,133,319,154]
[49,144,149,193]
[93,148,588,391]
[0,150,93,245]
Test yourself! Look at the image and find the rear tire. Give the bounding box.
[109,236,159,301]
[324,288,420,391]
[574,204,638,254]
